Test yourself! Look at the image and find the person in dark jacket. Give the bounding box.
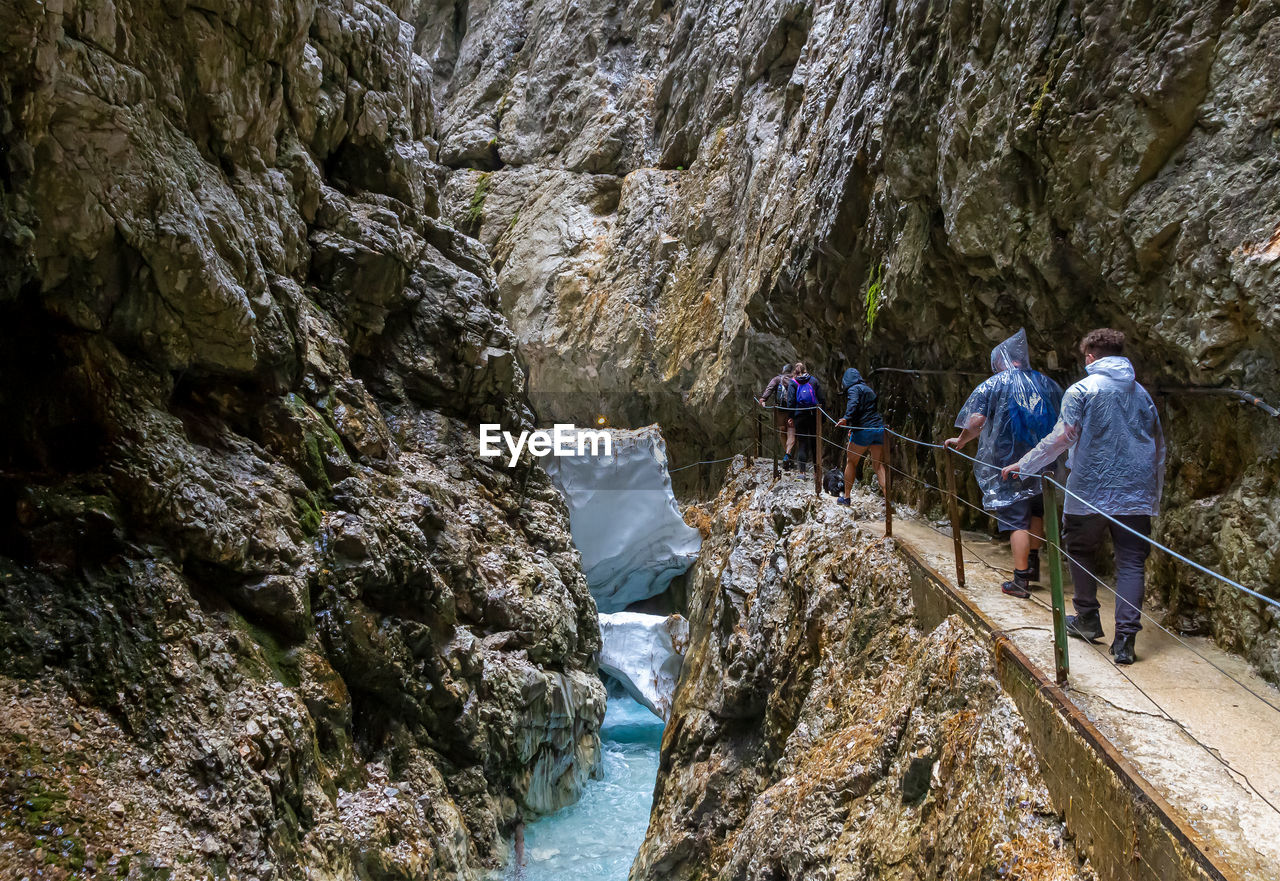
[790,363,824,475]
[757,363,797,469]
[833,368,887,503]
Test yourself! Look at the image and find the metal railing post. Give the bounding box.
[883,432,893,536]
[1042,477,1071,686]
[943,447,965,587]
[814,410,823,496]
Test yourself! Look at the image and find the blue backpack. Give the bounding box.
[1008,374,1057,448]
[795,378,817,408]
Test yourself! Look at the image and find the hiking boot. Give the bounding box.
[1066,611,1105,643]
[836,496,851,506]
[782,455,792,472]
[1110,634,1136,665]
[1026,549,1041,583]
[1001,568,1032,599]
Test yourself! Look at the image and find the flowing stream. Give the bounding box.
[504,692,663,881]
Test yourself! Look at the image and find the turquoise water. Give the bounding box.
[505,694,664,881]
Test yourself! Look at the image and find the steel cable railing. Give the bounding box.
[660,384,1280,852]
[670,398,1280,626]
[697,399,1280,699]
[812,409,1280,820]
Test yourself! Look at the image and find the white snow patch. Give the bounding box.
[544,425,701,612]
[598,611,690,720]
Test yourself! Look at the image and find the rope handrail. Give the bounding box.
[673,393,1279,616]
[870,457,1280,820]
[671,391,1280,821]
[805,402,1280,615]
[668,446,754,474]
[875,455,1280,714]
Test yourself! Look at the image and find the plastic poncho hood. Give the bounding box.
[955,329,1064,510]
[1016,355,1165,516]
[990,329,1030,372]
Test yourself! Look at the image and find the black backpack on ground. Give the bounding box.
[823,468,844,497]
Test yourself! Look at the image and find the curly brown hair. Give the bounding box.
[1080,328,1125,358]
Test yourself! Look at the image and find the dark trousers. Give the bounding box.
[794,412,816,464]
[1063,514,1152,636]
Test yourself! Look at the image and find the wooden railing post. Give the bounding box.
[883,432,893,536]
[813,410,823,496]
[1042,477,1071,686]
[943,447,965,588]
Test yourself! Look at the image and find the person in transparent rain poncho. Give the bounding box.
[1003,329,1165,665]
[945,329,1063,599]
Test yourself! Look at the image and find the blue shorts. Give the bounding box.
[992,494,1045,533]
[847,427,885,447]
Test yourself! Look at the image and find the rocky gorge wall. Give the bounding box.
[631,462,1094,881]
[0,1,604,878]
[427,0,1280,679]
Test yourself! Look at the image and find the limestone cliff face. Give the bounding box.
[632,463,1093,881]
[428,0,1280,679]
[0,1,602,878]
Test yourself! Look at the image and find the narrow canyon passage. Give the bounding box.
[501,690,663,881]
[2,0,1278,878]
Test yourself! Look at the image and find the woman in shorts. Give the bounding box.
[834,368,887,503]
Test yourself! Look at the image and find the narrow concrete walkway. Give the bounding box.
[824,494,1280,880]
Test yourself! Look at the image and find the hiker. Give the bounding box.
[758,363,797,469]
[790,362,824,475]
[1003,329,1164,665]
[833,368,886,504]
[944,329,1063,599]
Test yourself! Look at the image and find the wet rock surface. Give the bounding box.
[0,1,602,878]
[632,462,1093,881]
[430,0,1280,679]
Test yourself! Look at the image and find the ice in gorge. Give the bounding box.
[544,426,701,612]
[598,612,690,720]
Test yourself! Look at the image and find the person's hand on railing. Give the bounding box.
[943,436,961,449]
[1000,463,1023,481]
[834,417,847,428]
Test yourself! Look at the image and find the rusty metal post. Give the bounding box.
[1043,477,1071,686]
[943,447,965,588]
[814,410,823,496]
[883,432,893,536]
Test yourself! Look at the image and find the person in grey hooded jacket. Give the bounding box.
[1003,328,1165,665]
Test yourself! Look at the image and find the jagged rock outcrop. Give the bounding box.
[0,1,603,878]
[631,461,1093,881]
[429,0,1280,679]
[544,426,702,612]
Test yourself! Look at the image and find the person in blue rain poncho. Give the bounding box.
[944,329,1063,599]
[1003,328,1165,665]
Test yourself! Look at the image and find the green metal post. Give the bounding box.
[1042,478,1070,686]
